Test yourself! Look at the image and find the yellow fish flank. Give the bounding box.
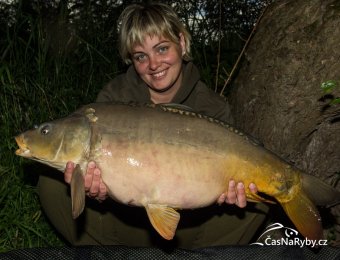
[15,103,340,241]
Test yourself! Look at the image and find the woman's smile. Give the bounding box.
[152,70,167,79]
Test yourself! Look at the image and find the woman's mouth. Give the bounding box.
[152,70,166,79]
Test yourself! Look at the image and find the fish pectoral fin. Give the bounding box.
[246,192,276,204]
[145,204,180,240]
[70,164,85,219]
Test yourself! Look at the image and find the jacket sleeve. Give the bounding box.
[95,77,123,102]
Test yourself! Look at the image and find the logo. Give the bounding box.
[250,223,328,248]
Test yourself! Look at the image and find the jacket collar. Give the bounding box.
[125,61,201,104]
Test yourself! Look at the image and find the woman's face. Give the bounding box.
[131,34,185,94]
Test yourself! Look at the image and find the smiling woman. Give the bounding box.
[37,2,266,249]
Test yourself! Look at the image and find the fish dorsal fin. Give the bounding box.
[145,204,180,240]
[159,103,195,112]
[157,103,264,147]
[71,164,86,219]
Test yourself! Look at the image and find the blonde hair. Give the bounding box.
[118,2,192,64]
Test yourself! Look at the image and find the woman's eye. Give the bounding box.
[40,125,50,135]
[158,46,169,53]
[134,54,147,62]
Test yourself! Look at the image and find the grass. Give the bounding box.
[0,164,63,251]
[0,8,119,251]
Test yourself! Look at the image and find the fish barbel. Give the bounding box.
[14,103,340,241]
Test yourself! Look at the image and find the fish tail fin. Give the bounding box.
[279,190,323,241]
[301,173,340,207]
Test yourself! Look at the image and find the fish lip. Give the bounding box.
[15,135,31,157]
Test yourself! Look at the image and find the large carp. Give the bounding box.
[15,103,340,241]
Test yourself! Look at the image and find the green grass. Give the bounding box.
[0,9,119,251]
[0,164,63,251]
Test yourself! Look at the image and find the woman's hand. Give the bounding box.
[217,180,257,208]
[64,161,108,201]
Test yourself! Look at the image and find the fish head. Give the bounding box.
[15,114,91,171]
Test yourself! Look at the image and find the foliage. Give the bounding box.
[0,0,271,251]
[321,80,340,105]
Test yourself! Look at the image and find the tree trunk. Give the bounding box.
[228,0,340,243]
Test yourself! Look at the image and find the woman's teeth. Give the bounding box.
[153,70,166,78]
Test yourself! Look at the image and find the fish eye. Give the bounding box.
[40,125,50,135]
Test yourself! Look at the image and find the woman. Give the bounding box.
[38,2,268,249]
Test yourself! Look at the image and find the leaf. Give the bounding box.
[321,80,338,93]
[330,98,340,105]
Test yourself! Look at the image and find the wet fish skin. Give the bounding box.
[14,102,340,241]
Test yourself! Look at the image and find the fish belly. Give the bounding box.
[97,139,228,209]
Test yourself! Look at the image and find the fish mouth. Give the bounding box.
[15,135,31,157]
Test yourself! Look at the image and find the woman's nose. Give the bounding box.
[149,55,161,70]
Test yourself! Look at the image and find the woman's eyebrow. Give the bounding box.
[153,40,171,49]
[132,40,171,55]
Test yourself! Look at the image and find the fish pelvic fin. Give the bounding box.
[301,173,340,207]
[145,204,180,240]
[278,189,323,241]
[71,164,86,219]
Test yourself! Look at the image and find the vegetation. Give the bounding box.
[321,80,340,106]
[0,0,271,251]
